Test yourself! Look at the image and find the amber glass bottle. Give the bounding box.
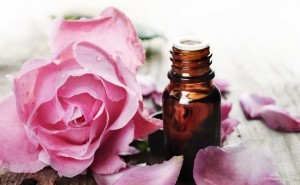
[163,37,221,183]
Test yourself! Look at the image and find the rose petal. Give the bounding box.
[91,123,135,174]
[14,61,62,122]
[240,93,276,119]
[132,105,163,139]
[136,74,156,96]
[93,156,183,185]
[35,110,107,158]
[46,151,93,177]
[114,55,142,101]
[259,105,300,132]
[62,93,96,122]
[36,96,64,124]
[13,58,49,122]
[38,112,109,177]
[49,7,144,74]
[73,42,126,89]
[151,90,163,107]
[221,118,240,143]
[144,106,156,116]
[57,74,106,100]
[221,100,232,121]
[214,78,230,93]
[16,58,51,78]
[194,139,282,185]
[73,42,140,130]
[0,94,47,173]
[73,42,140,99]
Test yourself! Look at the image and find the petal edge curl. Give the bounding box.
[0,94,46,173]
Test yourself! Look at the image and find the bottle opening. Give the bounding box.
[180,40,202,45]
[173,36,209,51]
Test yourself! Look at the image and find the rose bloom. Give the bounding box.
[0,7,161,177]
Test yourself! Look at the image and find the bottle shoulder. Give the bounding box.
[163,83,220,103]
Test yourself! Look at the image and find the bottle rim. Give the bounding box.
[173,36,209,51]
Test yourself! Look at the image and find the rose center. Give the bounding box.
[70,115,86,127]
[75,116,85,124]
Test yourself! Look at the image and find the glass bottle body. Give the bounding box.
[163,81,221,183]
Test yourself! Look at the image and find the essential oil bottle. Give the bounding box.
[163,36,221,183]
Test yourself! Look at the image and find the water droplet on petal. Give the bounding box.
[96,56,103,62]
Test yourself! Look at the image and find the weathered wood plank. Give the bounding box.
[0,167,96,185]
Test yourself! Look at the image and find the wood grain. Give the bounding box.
[0,167,96,185]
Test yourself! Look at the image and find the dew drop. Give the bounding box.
[96,56,103,62]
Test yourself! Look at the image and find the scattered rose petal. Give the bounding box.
[49,7,144,74]
[136,74,156,96]
[194,139,282,185]
[0,94,47,173]
[93,156,183,185]
[259,105,300,132]
[214,78,230,93]
[151,91,163,107]
[220,101,239,142]
[240,93,276,119]
[221,100,232,121]
[221,118,240,143]
[240,93,300,132]
[144,106,156,116]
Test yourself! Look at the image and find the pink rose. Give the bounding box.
[0,7,161,177]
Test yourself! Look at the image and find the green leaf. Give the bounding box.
[63,15,92,20]
[130,139,149,152]
[135,24,165,41]
[50,14,92,20]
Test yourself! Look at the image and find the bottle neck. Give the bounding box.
[168,46,215,84]
[169,80,214,93]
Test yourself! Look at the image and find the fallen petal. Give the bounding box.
[259,105,300,132]
[0,94,47,173]
[221,118,240,143]
[144,106,156,116]
[214,78,230,93]
[240,93,276,119]
[136,74,156,96]
[151,91,163,107]
[221,100,232,121]
[93,156,183,185]
[194,139,282,185]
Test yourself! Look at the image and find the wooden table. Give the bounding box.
[0,0,299,184]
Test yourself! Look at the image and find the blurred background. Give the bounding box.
[0,0,300,184]
[1,0,300,89]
